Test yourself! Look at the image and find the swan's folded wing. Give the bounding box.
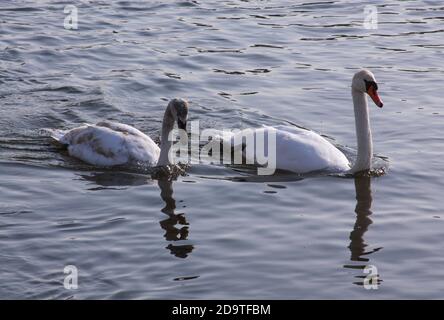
[60,122,161,166]
[65,126,130,166]
[96,121,149,139]
[273,124,312,136]
[273,129,350,173]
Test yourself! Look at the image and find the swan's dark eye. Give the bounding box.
[364,79,378,91]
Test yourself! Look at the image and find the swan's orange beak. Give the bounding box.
[367,85,383,108]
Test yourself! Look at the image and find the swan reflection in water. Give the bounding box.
[157,177,194,258]
[344,173,383,287]
[79,171,194,258]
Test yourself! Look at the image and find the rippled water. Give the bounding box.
[1,0,443,299]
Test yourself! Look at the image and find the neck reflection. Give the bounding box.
[344,174,383,285]
[79,171,194,259]
[349,175,373,262]
[157,178,194,258]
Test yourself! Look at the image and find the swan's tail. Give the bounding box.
[50,129,65,142]
[41,128,68,148]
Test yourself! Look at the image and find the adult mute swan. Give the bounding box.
[52,98,189,167]
[227,69,383,174]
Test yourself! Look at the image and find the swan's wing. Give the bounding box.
[226,126,310,149]
[61,125,129,166]
[225,126,350,173]
[60,124,160,166]
[273,128,350,173]
[96,121,149,139]
[272,124,313,136]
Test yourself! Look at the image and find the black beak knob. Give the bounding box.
[177,119,187,131]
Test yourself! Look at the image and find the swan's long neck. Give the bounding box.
[157,107,175,166]
[350,88,373,173]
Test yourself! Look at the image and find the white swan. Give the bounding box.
[226,69,383,174]
[52,98,189,167]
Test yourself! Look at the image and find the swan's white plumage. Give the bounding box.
[57,121,160,166]
[227,125,350,173]
[220,69,383,174]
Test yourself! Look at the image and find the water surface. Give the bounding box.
[1,0,444,299]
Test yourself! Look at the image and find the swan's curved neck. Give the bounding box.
[157,106,175,166]
[350,88,373,173]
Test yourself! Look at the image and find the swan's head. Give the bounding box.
[352,69,383,108]
[168,98,189,131]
